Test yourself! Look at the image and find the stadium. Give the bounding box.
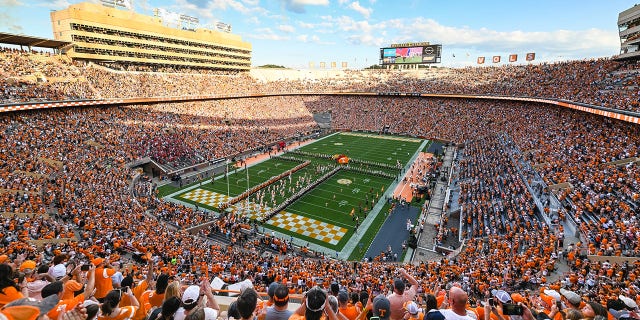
[0,1,639,320]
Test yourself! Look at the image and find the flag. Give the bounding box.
[381,185,384,192]
[509,54,517,62]
[466,53,470,57]
[350,208,355,216]
[526,52,536,61]
[477,57,485,64]
[452,53,455,57]
[492,56,501,63]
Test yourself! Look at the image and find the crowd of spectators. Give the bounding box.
[1,47,638,113]
[0,50,639,320]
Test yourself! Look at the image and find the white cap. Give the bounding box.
[182,285,201,304]
[543,289,561,301]
[619,295,638,309]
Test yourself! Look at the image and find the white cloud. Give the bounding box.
[245,16,260,25]
[0,0,21,6]
[347,1,372,18]
[36,0,72,9]
[278,24,295,33]
[401,18,619,54]
[315,15,618,62]
[246,27,290,41]
[297,34,308,42]
[174,0,267,19]
[297,21,315,29]
[281,0,329,13]
[0,11,23,33]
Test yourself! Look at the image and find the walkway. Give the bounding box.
[412,145,456,262]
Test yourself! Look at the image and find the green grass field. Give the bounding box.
[163,132,425,256]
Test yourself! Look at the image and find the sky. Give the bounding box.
[0,0,637,69]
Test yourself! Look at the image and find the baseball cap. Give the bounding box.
[619,295,638,310]
[91,257,104,266]
[394,278,406,292]
[268,282,280,298]
[560,289,581,305]
[331,282,340,294]
[19,261,36,272]
[182,285,201,304]
[48,264,66,280]
[306,287,327,313]
[273,284,289,306]
[511,293,526,304]
[406,301,420,315]
[543,289,561,302]
[491,289,512,304]
[373,295,391,320]
[338,291,349,303]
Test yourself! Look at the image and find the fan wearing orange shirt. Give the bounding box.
[98,289,139,320]
[0,263,28,308]
[120,256,155,320]
[94,257,117,302]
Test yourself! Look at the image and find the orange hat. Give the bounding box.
[92,257,104,266]
[0,255,8,264]
[511,293,526,304]
[19,260,37,272]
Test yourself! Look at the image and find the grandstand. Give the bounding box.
[50,2,251,71]
[2,5,640,319]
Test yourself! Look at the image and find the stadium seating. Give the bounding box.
[1,48,639,318]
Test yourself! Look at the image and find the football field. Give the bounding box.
[164,132,426,255]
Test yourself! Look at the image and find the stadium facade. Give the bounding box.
[618,4,640,59]
[50,2,252,71]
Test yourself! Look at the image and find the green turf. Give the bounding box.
[297,132,421,166]
[164,132,426,258]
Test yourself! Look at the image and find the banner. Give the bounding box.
[492,56,501,63]
[526,52,536,61]
[331,62,337,68]
[477,57,485,64]
[320,62,326,69]
[341,62,347,68]
[509,54,517,62]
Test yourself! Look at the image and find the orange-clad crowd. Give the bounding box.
[0,49,639,320]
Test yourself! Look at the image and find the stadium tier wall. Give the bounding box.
[50,2,252,70]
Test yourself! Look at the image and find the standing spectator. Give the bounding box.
[174,280,220,320]
[93,257,116,302]
[388,268,419,320]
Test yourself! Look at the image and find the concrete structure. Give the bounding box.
[618,4,640,60]
[50,2,251,70]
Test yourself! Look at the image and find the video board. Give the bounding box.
[380,44,442,65]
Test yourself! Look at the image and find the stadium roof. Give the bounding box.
[0,32,71,49]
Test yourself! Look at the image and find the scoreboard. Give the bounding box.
[380,43,442,65]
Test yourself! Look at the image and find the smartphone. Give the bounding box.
[121,286,129,293]
[488,298,495,306]
[502,303,523,316]
[81,264,91,271]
